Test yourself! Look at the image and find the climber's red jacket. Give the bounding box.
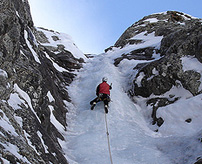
[96,82,112,96]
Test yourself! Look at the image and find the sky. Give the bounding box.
[28,0,202,54]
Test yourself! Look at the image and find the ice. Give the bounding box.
[63,33,202,164]
[65,54,172,164]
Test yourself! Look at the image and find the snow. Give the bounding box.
[130,32,163,49]
[36,27,87,61]
[13,84,41,123]
[106,31,163,61]
[144,18,159,23]
[0,69,8,78]
[8,93,27,110]
[49,105,65,133]
[64,31,202,164]
[14,115,23,128]
[136,72,145,87]
[47,91,55,102]
[23,130,40,155]
[65,54,172,164]
[181,56,202,72]
[44,52,68,72]
[24,30,41,64]
[1,158,10,164]
[2,142,31,163]
[181,56,202,90]
[157,94,202,136]
[37,131,49,153]
[0,109,18,136]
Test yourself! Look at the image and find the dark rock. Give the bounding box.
[185,118,192,123]
[114,11,192,48]
[147,97,179,126]
[132,52,201,97]
[114,47,155,66]
[113,11,202,99]
[195,158,202,164]
[132,54,180,97]
[105,46,114,53]
[157,117,164,127]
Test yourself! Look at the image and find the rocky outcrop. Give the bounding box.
[113,11,202,97]
[110,11,202,163]
[0,0,85,163]
[110,11,202,135]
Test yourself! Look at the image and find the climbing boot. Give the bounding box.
[104,105,108,114]
[91,102,96,110]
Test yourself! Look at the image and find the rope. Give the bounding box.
[104,112,113,164]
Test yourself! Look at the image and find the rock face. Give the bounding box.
[0,0,85,163]
[109,11,202,121]
[108,11,202,163]
[113,11,202,97]
[105,11,202,163]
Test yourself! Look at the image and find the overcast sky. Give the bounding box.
[28,0,202,54]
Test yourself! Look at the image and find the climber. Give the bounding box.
[90,77,112,114]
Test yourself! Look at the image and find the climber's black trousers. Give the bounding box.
[90,94,110,107]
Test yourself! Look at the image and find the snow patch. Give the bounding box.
[181,56,202,90]
[23,130,40,155]
[24,30,41,64]
[144,18,159,23]
[130,32,163,48]
[47,91,55,102]
[44,52,68,72]
[49,105,65,133]
[2,142,31,163]
[0,69,8,78]
[8,93,27,110]
[107,31,163,61]
[13,84,41,123]
[0,109,18,136]
[37,131,49,153]
[136,72,145,87]
[157,94,202,136]
[181,56,202,72]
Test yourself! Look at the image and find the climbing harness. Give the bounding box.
[104,112,113,164]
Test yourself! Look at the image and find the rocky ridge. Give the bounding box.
[0,0,85,163]
[107,11,202,123]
